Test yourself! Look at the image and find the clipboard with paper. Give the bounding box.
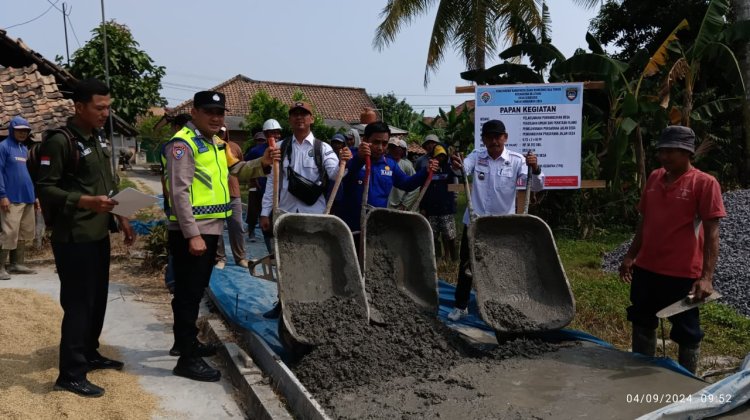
[110,187,159,218]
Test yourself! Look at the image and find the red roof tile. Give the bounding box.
[0,64,73,134]
[172,75,376,122]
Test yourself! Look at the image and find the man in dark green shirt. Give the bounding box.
[37,78,135,398]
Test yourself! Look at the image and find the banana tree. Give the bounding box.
[658,0,749,127]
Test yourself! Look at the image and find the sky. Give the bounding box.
[2,0,600,116]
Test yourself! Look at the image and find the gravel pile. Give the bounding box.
[602,189,750,317]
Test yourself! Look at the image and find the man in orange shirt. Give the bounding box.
[619,126,726,374]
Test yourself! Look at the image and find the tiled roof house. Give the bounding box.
[0,64,73,135]
[0,29,137,138]
[170,74,379,142]
[172,74,376,122]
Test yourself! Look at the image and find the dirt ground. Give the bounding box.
[0,288,159,420]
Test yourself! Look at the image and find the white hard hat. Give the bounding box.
[262,119,282,131]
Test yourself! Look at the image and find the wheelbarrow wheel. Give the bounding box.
[278,318,312,361]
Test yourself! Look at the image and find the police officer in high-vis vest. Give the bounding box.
[162,91,242,382]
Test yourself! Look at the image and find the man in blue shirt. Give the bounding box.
[340,121,438,234]
[0,116,38,280]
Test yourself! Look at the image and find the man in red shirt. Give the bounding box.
[619,126,726,374]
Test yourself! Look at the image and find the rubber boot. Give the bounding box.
[0,250,10,280]
[631,325,656,357]
[678,343,700,374]
[8,243,37,274]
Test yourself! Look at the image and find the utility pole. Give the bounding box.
[62,3,70,65]
[100,0,118,175]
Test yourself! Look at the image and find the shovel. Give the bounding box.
[362,162,439,314]
[274,156,369,348]
[464,157,575,334]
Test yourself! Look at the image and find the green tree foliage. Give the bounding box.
[242,89,335,143]
[66,21,166,126]
[590,0,709,61]
[427,106,474,151]
[369,93,428,136]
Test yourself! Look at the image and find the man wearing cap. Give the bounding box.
[0,116,38,280]
[420,144,459,262]
[387,138,418,211]
[331,133,347,158]
[448,119,544,321]
[415,133,440,171]
[163,90,275,381]
[215,127,249,269]
[259,102,351,228]
[619,126,726,374]
[341,121,438,235]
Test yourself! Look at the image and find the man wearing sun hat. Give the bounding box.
[415,133,440,172]
[0,116,38,280]
[619,125,726,374]
[419,144,459,262]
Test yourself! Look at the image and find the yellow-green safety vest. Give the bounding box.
[162,126,231,221]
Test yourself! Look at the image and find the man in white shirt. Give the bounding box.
[447,119,545,321]
[259,102,351,224]
[258,101,351,318]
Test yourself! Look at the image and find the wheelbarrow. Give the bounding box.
[274,156,369,350]
[463,160,575,334]
[362,163,438,313]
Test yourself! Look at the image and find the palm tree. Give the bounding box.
[373,0,546,86]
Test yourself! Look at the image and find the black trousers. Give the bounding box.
[53,237,111,381]
[168,230,219,353]
[627,265,704,346]
[454,226,472,310]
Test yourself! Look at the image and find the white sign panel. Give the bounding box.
[475,83,583,189]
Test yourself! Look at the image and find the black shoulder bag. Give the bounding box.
[280,138,328,205]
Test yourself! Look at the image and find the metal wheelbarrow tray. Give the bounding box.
[468,214,575,334]
[363,208,438,313]
[274,213,369,346]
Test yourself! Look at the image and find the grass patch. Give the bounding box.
[558,231,750,362]
[118,175,138,191]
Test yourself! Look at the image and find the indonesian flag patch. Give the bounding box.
[40,156,51,166]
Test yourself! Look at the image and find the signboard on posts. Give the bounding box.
[475,83,583,189]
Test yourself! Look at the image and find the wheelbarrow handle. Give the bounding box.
[410,166,433,212]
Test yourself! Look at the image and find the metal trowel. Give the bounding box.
[656,291,722,318]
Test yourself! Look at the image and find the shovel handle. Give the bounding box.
[269,137,279,217]
[458,153,474,221]
[523,163,532,215]
[325,159,347,215]
[359,155,371,270]
[411,166,433,212]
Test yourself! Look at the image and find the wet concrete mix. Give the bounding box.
[288,247,563,418]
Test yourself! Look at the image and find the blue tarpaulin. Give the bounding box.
[208,228,695,377]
